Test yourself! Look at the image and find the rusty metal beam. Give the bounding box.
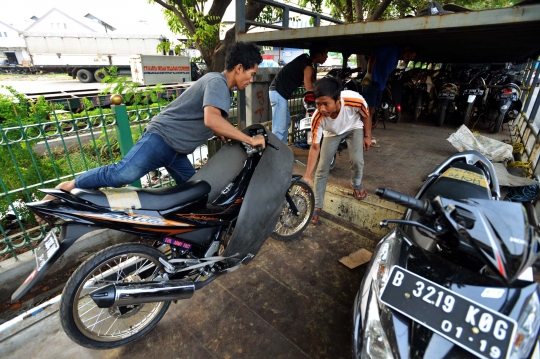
[239,4,540,63]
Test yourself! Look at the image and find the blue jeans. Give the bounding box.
[362,82,383,108]
[270,90,291,143]
[75,132,195,189]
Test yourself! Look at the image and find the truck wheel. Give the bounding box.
[94,69,107,82]
[76,69,94,83]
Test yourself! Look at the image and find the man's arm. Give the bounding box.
[304,66,315,91]
[366,54,377,74]
[204,106,265,148]
[303,142,321,186]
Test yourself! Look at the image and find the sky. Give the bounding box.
[0,0,236,37]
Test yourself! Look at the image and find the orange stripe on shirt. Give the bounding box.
[311,112,323,144]
[343,97,369,118]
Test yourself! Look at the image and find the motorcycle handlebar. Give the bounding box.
[376,188,436,218]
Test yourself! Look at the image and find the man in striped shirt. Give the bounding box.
[303,77,371,224]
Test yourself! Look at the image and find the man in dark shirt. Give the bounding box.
[270,43,328,143]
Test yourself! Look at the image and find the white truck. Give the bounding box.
[21,32,167,83]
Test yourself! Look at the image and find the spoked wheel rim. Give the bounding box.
[72,253,166,342]
[274,184,312,237]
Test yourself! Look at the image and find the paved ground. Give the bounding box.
[0,216,376,359]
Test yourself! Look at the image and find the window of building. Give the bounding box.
[64,23,67,29]
[4,32,7,37]
[0,33,3,37]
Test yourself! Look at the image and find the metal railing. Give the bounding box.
[0,92,239,259]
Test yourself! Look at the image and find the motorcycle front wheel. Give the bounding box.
[60,243,171,349]
[272,180,315,241]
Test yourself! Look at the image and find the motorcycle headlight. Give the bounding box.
[366,229,403,298]
[357,229,403,359]
[509,291,540,359]
[501,105,509,110]
[361,288,394,359]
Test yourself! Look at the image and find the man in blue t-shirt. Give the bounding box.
[35,42,265,221]
[361,45,416,128]
[270,43,328,143]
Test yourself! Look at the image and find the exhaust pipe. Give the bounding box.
[90,279,195,308]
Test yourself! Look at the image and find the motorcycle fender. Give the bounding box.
[11,224,101,303]
[499,100,511,114]
[222,126,293,259]
[290,174,303,187]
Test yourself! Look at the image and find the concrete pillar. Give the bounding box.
[244,67,280,129]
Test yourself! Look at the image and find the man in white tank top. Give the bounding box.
[303,77,371,224]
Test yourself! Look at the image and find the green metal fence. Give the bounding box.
[0,87,304,260]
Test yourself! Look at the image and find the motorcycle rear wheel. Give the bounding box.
[60,243,171,349]
[413,96,422,121]
[437,106,446,127]
[272,180,315,241]
[492,113,505,133]
[463,102,474,127]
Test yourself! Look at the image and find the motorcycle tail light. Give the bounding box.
[396,104,401,112]
[503,88,513,94]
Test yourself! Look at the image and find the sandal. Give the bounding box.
[311,208,322,224]
[350,184,368,200]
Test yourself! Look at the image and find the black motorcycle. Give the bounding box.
[486,73,523,133]
[11,125,315,349]
[463,72,489,127]
[434,71,461,127]
[353,150,540,359]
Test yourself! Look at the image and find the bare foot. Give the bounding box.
[36,180,76,224]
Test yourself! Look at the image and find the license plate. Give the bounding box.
[499,94,515,100]
[468,95,477,103]
[439,92,456,99]
[380,266,516,359]
[299,117,311,130]
[34,231,60,271]
[464,89,484,96]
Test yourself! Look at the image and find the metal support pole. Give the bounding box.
[113,104,141,187]
[283,6,290,29]
[235,0,247,129]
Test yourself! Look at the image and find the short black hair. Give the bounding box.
[225,42,263,71]
[309,42,328,57]
[314,77,342,101]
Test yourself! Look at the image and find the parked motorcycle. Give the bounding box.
[486,73,523,133]
[11,125,315,349]
[435,80,460,127]
[463,72,489,127]
[353,150,540,359]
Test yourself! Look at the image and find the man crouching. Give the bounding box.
[303,77,371,224]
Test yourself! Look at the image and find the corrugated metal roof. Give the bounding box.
[238,4,540,63]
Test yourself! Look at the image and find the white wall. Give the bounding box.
[0,23,25,48]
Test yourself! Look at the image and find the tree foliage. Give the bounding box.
[150,0,266,72]
[298,0,521,22]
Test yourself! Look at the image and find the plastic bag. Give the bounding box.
[446,125,513,162]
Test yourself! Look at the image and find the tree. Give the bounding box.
[151,0,266,72]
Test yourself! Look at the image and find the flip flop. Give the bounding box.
[350,184,368,200]
[311,208,322,224]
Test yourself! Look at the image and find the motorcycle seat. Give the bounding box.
[424,163,491,201]
[71,180,211,211]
